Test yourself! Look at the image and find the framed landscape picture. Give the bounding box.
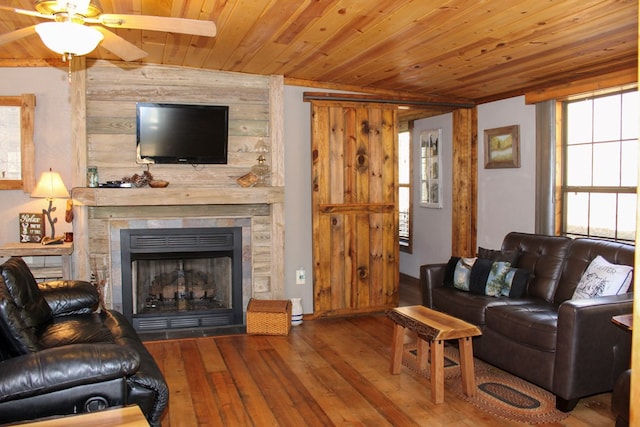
[484,125,520,168]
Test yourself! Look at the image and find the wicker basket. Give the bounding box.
[246,298,291,335]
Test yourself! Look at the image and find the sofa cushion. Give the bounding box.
[501,268,531,298]
[484,261,512,296]
[38,313,115,349]
[432,287,534,327]
[485,302,558,351]
[451,257,525,298]
[1,257,52,328]
[453,257,476,291]
[555,238,635,303]
[0,278,41,354]
[501,232,572,303]
[478,246,519,265]
[571,255,633,299]
[0,258,53,354]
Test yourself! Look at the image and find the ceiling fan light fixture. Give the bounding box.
[35,21,103,56]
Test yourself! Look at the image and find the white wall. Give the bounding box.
[399,114,454,279]
[399,96,537,277]
[283,85,314,313]
[477,96,536,248]
[0,67,72,245]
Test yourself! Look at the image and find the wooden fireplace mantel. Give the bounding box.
[72,186,285,207]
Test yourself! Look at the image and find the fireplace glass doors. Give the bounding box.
[121,227,243,332]
[133,256,231,314]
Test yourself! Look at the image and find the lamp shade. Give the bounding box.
[31,169,70,199]
[35,21,104,56]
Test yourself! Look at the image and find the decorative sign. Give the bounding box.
[19,212,44,243]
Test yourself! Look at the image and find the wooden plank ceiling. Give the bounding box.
[0,0,637,120]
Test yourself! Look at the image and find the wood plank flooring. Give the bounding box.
[144,279,616,426]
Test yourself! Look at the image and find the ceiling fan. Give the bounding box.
[0,0,217,61]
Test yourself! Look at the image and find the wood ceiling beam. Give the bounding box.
[0,58,66,67]
[302,91,474,109]
[289,77,474,108]
[524,68,637,104]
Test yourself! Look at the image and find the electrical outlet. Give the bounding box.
[296,268,306,285]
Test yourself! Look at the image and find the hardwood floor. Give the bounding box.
[144,278,616,426]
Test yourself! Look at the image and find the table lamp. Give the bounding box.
[31,168,70,244]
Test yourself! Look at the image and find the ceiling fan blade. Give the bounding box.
[0,25,38,47]
[95,14,216,37]
[0,6,52,20]
[93,27,148,61]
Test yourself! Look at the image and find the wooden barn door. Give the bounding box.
[310,101,399,317]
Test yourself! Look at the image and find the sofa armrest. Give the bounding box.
[553,293,633,401]
[419,263,447,308]
[38,280,100,316]
[0,343,140,403]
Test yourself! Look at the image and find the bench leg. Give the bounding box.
[390,323,405,374]
[458,336,476,397]
[416,338,429,372]
[430,339,444,404]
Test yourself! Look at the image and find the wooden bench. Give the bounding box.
[387,305,482,404]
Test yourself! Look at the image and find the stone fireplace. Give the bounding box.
[120,227,244,332]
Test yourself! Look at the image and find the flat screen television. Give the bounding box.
[136,102,229,164]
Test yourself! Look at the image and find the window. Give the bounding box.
[561,90,638,242]
[399,129,412,252]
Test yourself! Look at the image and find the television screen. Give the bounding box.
[136,103,229,164]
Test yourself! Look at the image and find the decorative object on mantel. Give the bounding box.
[251,138,270,187]
[148,179,169,188]
[30,168,70,244]
[18,212,45,243]
[236,171,258,188]
[121,170,169,188]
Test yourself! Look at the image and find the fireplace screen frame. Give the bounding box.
[120,227,243,331]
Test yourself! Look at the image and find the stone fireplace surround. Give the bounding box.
[71,186,285,340]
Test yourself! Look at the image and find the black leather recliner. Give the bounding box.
[0,256,168,426]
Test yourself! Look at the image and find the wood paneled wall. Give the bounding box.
[85,60,272,185]
[73,60,284,307]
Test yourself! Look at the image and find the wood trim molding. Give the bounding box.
[451,108,478,257]
[524,69,637,104]
[303,91,474,109]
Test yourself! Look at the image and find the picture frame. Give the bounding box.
[419,128,442,208]
[19,212,45,243]
[484,125,520,169]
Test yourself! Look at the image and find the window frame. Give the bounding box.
[398,122,413,253]
[558,89,637,243]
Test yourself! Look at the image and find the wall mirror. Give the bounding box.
[0,94,35,192]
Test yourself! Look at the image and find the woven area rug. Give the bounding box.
[398,343,570,424]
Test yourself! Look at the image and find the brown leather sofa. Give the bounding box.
[0,257,168,426]
[420,232,633,412]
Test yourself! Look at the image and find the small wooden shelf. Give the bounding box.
[72,186,284,207]
[0,242,73,280]
[0,242,73,257]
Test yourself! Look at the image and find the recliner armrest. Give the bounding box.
[0,343,140,403]
[38,280,100,316]
[419,263,447,308]
[553,293,633,401]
